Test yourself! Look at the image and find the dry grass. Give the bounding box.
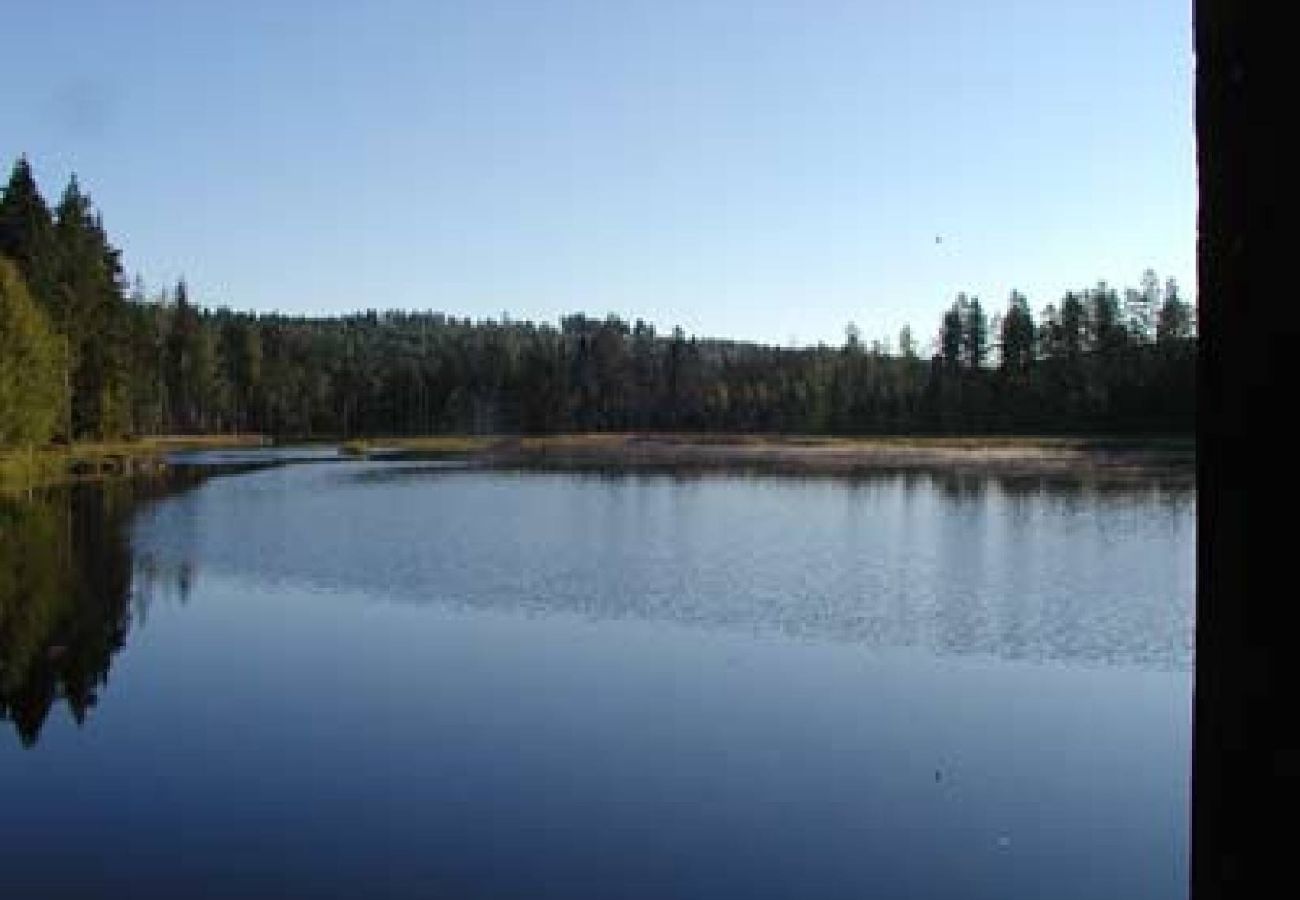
[472,432,1194,481]
[0,434,269,493]
[362,435,497,453]
[2,431,1192,492]
[507,432,1192,453]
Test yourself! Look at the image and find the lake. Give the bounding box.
[1,453,1195,899]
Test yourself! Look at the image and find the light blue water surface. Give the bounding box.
[0,459,1194,899]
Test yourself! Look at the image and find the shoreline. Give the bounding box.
[470,434,1195,484]
[3,432,1195,494]
[0,435,269,494]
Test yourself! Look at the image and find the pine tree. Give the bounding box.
[940,298,964,370]
[1060,292,1086,358]
[53,175,131,437]
[1157,278,1194,344]
[1125,268,1161,344]
[898,324,917,359]
[999,290,1035,375]
[0,156,58,312]
[961,296,988,369]
[165,279,204,431]
[1086,281,1124,353]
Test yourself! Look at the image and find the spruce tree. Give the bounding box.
[0,156,58,311]
[940,298,963,370]
[53,175,130,437]
[1000,291,1035,376]
[1157,278,1194,344]
[961,296,988,369]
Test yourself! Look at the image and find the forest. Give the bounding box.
[1,156,1195,446]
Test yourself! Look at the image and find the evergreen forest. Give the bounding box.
[0,156,1195,447]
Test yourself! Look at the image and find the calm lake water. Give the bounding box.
[1,454,1195,899]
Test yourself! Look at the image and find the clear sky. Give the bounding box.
[2,0,1193,349]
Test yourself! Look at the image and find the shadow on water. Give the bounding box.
[0,472,206,747]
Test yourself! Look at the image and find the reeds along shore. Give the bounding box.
[341,433,1195,482]
[0,435,267,494]
[2,433,1193,494]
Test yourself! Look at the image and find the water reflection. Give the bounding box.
[2,462,1195,749]
[0,476,199,746]
[0,458,1193,899]
[133,462,1194,670]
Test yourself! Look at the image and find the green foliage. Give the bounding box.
[135,282,1185,438]
[1000,291,1035,375]
[0,153,1196,443]
[961,296,988,369]
[53,175,131,439]
[1060,292,1086,358]
[1157,278,1194,344]
[1,159,135,443]
[1124,269,1161,344]
[898,325,917,359]
[940,300,963,370]
[0,447,66,492]
[1086,282,1123,354]
[0,258,67,446]
[0,156,58,308]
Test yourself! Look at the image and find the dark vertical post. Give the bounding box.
[1194,2,1291,897]
[1192,0,1237,894]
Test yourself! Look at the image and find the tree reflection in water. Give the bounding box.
[0,473,201,746]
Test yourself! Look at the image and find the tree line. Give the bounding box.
[1,155,1195,446]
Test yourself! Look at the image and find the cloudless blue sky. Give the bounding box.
[2,0,1193,348]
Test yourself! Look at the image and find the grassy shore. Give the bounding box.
[0,434,269,494]
[509,432,1194,452]
[352,432,1194,482]
[3,432,1195,493]
[339,435,495,456]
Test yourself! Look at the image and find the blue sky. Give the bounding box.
[2,1,1193,349]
